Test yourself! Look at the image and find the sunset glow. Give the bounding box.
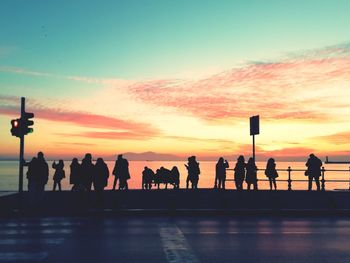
[1,0,350,161]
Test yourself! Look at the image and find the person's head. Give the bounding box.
[237,155,245,163]
[84,153,92,161]
[309,153,315,158]
[37,151,44,159]
[72,157,78,164]
[58,160,64,167]
[117,154,123,160]
[218,157,224,163]
[172,166,178,171]
[248,157,254,164]
[144,166,148,170]
[268,158,275,164]
[96,157,104,164]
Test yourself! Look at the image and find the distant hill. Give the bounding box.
[118,151,184,161]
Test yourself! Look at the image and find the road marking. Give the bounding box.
[0,229,73,235]
[159,223,199,263]
[197,231,328,235]
[0,238,64,245]
[0,252,48,261]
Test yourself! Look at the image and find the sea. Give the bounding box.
[0,160,349,191]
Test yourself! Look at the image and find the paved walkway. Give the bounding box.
[1,216,350,262]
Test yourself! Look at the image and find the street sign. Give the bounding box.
[250,115,260,135]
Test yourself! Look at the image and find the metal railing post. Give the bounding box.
[287,166,292,191]
[321,166,325,191]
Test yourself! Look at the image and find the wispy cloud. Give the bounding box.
[0,95,159,139]
[128,43,350,122]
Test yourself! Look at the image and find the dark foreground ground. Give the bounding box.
[1,215,350,263]
[1,190,350,216]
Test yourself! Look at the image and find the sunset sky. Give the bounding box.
[1,0,350,161]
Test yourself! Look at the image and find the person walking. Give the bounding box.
[265,158,278,190]
[246,157,258,191]
[234,156,246,191]
[305,153,322,191]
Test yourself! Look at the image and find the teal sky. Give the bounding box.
[1,0,350,81]
[2,0,350,160]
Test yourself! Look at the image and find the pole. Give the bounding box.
[18,97,25,193]
[252,134,255,162]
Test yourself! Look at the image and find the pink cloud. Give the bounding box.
[128,44,350,121]
[0,96,159,139]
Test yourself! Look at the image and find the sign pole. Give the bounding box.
[252,134,255,162]
[18,97,25,193]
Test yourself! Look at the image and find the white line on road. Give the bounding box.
[0,252,48,261]
[159,223,200,263]
[0,238,64,245]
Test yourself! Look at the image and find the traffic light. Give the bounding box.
[11,118,21,137]
[22,112,34,135]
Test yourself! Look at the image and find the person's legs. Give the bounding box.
[247,183,251,190]
[53,182,57,191]
[269,178,273,190]
[315,176,320,191]
[58,182,61,191]
[113,177,117,190]
[222,179,226,190]
[308,176,313,190]
[254,181,258,190]
[273,178,277,190]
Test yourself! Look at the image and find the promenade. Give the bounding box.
[2,190,350,216]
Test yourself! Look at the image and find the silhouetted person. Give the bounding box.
[265,158,278,190]
[185,156,200,189]
[215,157,229,189]
[70,158,81,191]
[246,157,258,190]
[234,155,246,191]
[171,166,180,189]
[36,152,49,192]
[305,153,322,191]
[81,153,95,191]
[26,157,37,192]
[52,160,65,191]
[142,166,154,190]
[93,158,109,204]
[93,158,109,191]
[112,154,130,190]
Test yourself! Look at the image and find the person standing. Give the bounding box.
[246,157,258,191]
[52,160,65,191]
[70,158,81,191]
[112,154,130,190]
[185,156,200,189]
[215,157,229,189]
[234,156,246,191]
[305,153,322,191]
[94,158,109,191]
[265,158,278,190]
[36,152,49,193]
[81,153,95,191]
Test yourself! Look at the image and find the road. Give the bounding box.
[1,216,350,262]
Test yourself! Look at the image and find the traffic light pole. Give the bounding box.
[18,97,25,193]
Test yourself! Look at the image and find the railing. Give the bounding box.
[226,166,350,191]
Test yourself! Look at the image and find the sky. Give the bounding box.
[1,0,350,161]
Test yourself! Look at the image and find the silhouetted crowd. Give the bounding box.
[25,152,324,193]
